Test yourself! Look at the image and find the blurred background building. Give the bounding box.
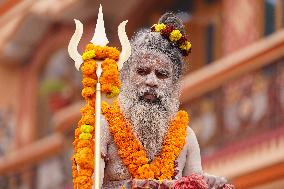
[0,0,283,188]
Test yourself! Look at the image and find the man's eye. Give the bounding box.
[137,67,150,76]
[155,70,169,79]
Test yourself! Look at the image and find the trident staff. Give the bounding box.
[68,4,131,189]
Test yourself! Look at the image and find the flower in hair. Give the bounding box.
[169,30,182,42]
[151,23,192,56]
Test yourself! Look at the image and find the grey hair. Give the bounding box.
[120,13,187,84]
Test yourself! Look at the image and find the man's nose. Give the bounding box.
[145,72,158,88]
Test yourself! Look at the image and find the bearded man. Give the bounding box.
[99,13,227,189]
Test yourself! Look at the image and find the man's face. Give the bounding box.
[128,52,174,104]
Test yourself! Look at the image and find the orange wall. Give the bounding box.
[0,65,21,114]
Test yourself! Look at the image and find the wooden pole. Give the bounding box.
[95,61,102,189]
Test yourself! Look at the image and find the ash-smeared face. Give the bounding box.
[119,51,180,160]
[128,52,174,105]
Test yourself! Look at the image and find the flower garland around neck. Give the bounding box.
[102,100,189,180]
[72,44,120,189]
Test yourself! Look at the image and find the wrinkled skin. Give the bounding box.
[97,52,227,189]
[130,52,174,103]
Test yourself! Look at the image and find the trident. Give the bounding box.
[68,4,131,189]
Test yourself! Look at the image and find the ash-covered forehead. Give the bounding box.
[131,49,172,69]
[121,29,184,82]
[131,29,182,65]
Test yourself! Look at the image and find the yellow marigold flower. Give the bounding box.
[82,50,96,61]
[79,133,92,140]
[180,41,192,51]
[153,23,166,32]
[169,29,182,42]
[106,86,120,98]
[101,101,109,114]
[80,125,94,133]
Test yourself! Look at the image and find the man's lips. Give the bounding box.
[144,93,156,101]
[141,92,158,102]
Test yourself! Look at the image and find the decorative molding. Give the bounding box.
[203,125,284,186]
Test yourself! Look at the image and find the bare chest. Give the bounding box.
[103,137,188,185]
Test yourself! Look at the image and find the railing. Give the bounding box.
[0,29,283,188]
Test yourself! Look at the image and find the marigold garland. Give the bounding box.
[72,59,96,189]
[84,43,120,60]
[83,44,121,97]
[100,58,121,97]
[102,100,189,180]
[72,44,121,189]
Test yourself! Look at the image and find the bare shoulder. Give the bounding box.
[182,125,203,175]
[186,126,196,136]
[186,126,198,141]
[185,126,200,150]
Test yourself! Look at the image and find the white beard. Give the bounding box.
[119,83,180,161]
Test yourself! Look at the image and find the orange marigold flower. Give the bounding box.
[82,87,95,98]
[81,60,96,75]
[85,43,96,51]
[79,168,94,177]
[86,96,95,106]
[80,114,95,125]
[83,74,97,80]
[100,58,121,97]
[94,46,105,59]
[82,77,97,87]
[77,140,93,148]
[75,128,81,137]
[105,47,120,60]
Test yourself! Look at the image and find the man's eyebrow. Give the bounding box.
[137,66,148,69]
[157,69,169,72]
